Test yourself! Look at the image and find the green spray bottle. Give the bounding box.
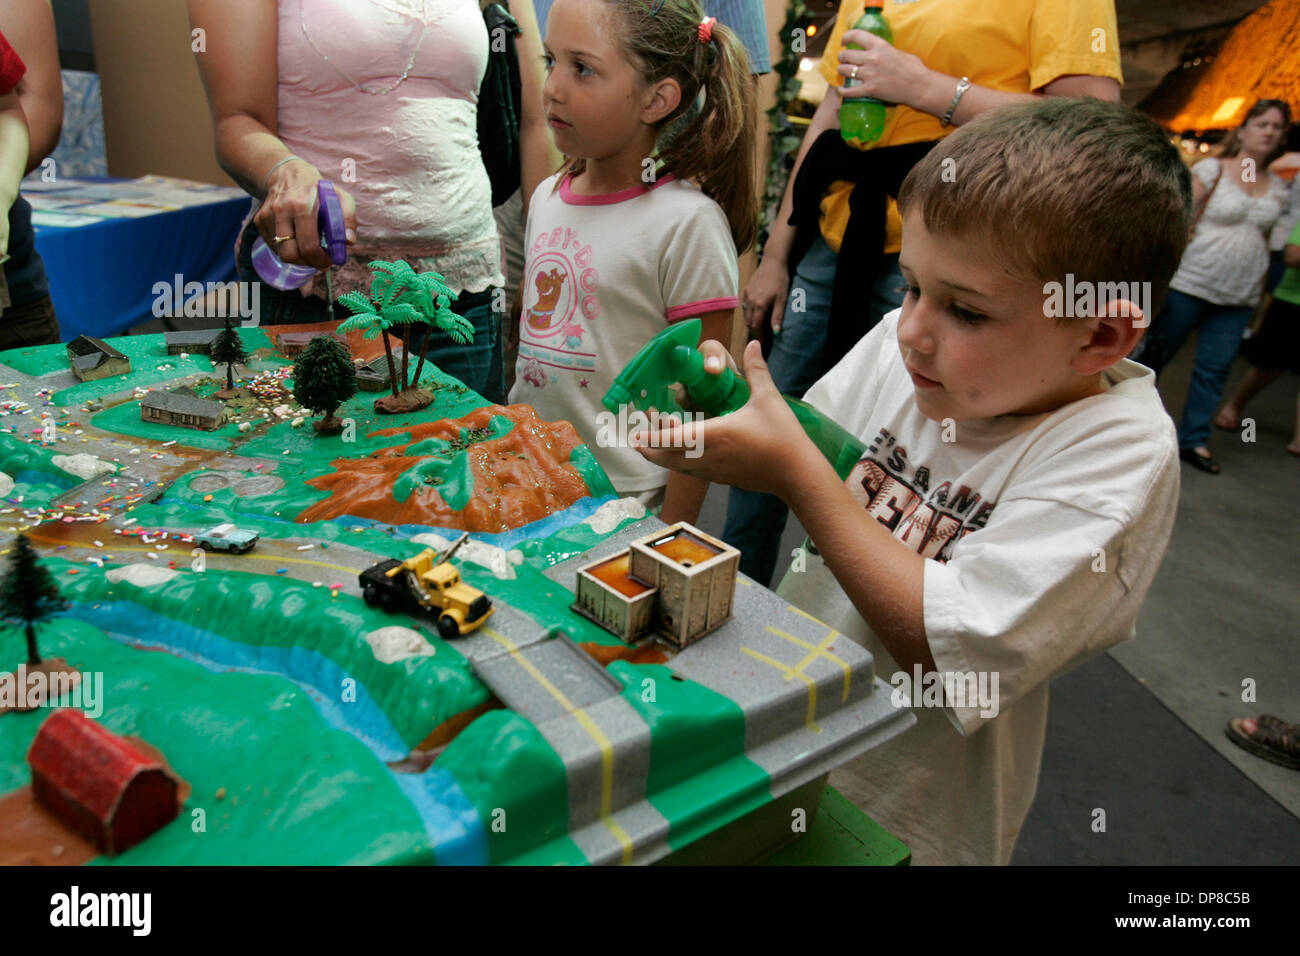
[603,319,868,480]
[839,4,893,146]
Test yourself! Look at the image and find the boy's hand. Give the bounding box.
[631,340,815,500]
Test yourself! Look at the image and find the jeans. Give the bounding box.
[236,223,505,403]
[1149,288,1254,450]
[722,235,904,586]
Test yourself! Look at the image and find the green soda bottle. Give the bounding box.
[839,4,893,146]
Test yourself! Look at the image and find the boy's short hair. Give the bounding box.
[897,98,1193,316]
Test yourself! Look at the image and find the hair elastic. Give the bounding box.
[649,0,666,15]
[698,16,716,43]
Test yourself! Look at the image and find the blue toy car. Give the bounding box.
[193,523,259,554]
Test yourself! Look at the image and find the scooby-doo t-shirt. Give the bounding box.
[509,172,739,492]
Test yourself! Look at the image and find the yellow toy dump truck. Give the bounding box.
[359,532,494,638]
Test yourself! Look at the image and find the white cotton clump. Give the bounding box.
[409,532,517,580]
[364,626,436,663]
[105,564,179,587]
[584,497,647,535]
[0,473,13,497]
[52,454,115,480]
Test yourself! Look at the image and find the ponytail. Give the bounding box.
[658,22,758,252]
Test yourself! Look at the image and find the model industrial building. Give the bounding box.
[573,522,740,647]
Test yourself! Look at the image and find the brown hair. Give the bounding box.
[897,97,1193,316]
[1216,98,1292,167]
[561,0,758,252]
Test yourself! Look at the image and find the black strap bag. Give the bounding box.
[477,1,523,207]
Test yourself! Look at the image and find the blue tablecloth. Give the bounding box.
[28,179,253,341]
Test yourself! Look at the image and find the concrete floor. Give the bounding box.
[693,339,1300,865]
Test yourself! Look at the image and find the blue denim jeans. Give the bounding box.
[1152,288,1254,450]
[237,223,505,403]
[722,236,904,586]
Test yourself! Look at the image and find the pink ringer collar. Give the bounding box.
[560,172,676,205]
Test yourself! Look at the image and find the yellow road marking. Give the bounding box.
[786,604,833,629]
[739,646,820,732]
[768,626,852,703]
[768,625,853,705]
[483,627,634,864]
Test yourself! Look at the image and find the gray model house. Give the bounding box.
[164,329,222,355]
[139,388,230,431]
[67,336,131,382]
[355,348,407,392]
[277,330,346,357]
[356,354,393,392]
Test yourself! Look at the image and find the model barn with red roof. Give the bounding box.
[27,709,181,855]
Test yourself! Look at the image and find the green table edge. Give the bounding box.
[759,785,911,866]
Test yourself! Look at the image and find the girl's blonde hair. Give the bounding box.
[560,0,758,252]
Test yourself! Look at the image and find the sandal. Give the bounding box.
[1180,447,1220,474]
[1225,716,1300,770]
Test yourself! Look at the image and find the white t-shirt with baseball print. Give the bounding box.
[508,172,739,493]
[777,308,1181,865]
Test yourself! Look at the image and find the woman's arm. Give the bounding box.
[510,0,560,217]
[0,89,29,255]
[743,89,841,335]
[188,0,355,268]
[0,0,61,173]
[835,31,1121,125]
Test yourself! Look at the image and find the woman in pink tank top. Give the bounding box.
[189,0,554,403]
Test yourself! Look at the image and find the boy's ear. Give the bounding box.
[641,77,682,125]
[1071,299,1147,375]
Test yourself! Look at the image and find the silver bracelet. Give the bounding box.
[941,76,971,128]
[260,155,305,195]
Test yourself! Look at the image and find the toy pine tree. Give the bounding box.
[337,260,474,414]
[0,535,68,665]
[210,317,249,394]
[292,335,358,435]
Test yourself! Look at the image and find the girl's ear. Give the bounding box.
[641,77,682,125]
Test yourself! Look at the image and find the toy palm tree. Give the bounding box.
[337,260,474,413]
[411,287,474,388]
[337,268,416,400]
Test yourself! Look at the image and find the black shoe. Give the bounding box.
[1180,447,1220,474]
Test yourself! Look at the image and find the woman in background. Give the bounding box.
[189,0,552,404]
[1145,99,1291,474]
[0,0,63,350]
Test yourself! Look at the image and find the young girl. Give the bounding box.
[508,0,757,522]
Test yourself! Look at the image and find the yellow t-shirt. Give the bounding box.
[815,0,1123,254]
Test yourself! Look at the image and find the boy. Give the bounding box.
[633,98,1192,864]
